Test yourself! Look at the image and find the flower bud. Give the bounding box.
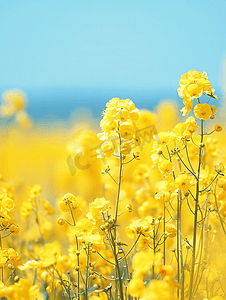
[215,124,222,132]
[157,148,163,155]
[100,225,105,231]
[126,204,133,212]
[8,264,14,270]
[57,218,65,226]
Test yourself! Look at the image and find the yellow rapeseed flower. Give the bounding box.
[178,70,211,100]
[158,160,174,176]
[125,218,151,238]
[100,141,115,157]
[194,103,212,120]
[120,142,132,155]
[88,197,110,220]
[180,97,193,116]
[118,120,135,139]
[175,173,192,191]
[58,193,83,218]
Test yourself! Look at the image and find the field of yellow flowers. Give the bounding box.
[0,70,226,300]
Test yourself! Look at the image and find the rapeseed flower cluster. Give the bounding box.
[97,98,140,158]
[0,70,225,300]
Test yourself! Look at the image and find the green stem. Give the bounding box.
[188,119,204,300]
[185,142,195,174]
[176,193,181,299]
[118,233,141,261]
[111,132,124,300]
[85,246,90,300]
[53,266,70,300]
[152,222,156,279]
[34,196,44,244]
[193,219,205,298]
[166,144,180,297]
[119,247,130,286]
[0,233,3,283]
[75,236,80,300]
[177,159,184,300]
[114,134,123,232]
[163,201,166,265]
[68,201,76,226]
[109,229,124,300]
[178,191,184,300]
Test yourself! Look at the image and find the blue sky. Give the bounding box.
[0,0,226,119]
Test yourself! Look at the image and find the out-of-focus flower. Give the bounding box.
[1,90,26,117]
[10,224,20,234]
[0,89,32,128]
[132,250,154,274]
[128,277,145,298]
[15,110,32,128]
[165,226,177,238]
[0,278,39,300]
[143,278,175,300]
[19,260,39,271]
[157,264,175,278]
[41,199,55,215]
[29,184,42,198]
